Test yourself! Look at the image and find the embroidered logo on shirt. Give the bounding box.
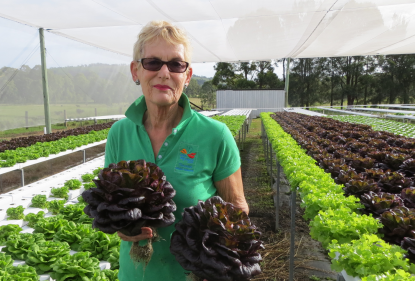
[180,148,196,159]
[175,143,198,174]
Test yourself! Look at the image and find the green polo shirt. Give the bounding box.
[104,93,241,281]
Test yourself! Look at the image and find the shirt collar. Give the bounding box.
[125,93,193,129]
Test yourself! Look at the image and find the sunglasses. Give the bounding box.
[139,58,189,73]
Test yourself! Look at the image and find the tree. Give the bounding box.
[185,79,200,97]
[73,73,89,102]
[200,81,217,109]
[212,63,236,89]
[289,58,325,107]
[379,54,415,104]
[333,56,365,107]
[212,60,282,90]
[0,80,18,103]
[234,62,256,80]
[234,78,256,89]
[253,61,274,89]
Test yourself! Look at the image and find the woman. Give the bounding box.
[104,20,249,280]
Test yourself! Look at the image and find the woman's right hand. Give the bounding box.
[117,227,153,242]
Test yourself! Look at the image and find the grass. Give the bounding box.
[188,97,202,107]
[1,98,203,133]
[240,118,275,214]
[0,103,131,132]
[0,98,203,141]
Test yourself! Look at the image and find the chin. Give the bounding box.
[153,92,179,105]
[153,97,177,107]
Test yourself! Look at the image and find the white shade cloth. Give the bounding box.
[1,0,415,62]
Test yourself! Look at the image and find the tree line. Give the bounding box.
[0,63,212,107]
[2,55,413,109]
[210,54,415,107]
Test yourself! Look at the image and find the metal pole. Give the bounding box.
[289,189,296,281]
[275,161,280,231]
[21,169,25,187]
[83,150,86,163]
[39,28,52,134]
[25,111,29,129]
[285,57,291,108]
[269,141,272,187]
[238,129,241,150]
[64,110,67,128]
[242,125,244,151]
[241,123,244,151]
[265,137,269,169]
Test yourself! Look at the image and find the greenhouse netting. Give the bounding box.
[1,0,415,62]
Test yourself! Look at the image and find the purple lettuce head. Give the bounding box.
[82,160,176,236]
[170,196,263,281]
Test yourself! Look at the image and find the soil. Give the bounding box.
[240,118,338,281]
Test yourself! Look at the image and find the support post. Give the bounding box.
[241,122,245,151]
[285,57,291,108]
[39,28,52,134]
[275,161,280,231]
[20,169,24,187]
[83,150,86,163]
[64,110,67,128]
[238,129,241,150]
[265,137,269,169]
[289,188,296,281]
[269,141,272,188]
[25,111,29,129]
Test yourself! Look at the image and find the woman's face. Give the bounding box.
[131,38,192,108]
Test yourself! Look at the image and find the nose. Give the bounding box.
[158,63,170,78]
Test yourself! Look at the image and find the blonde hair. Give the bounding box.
[133,21,192,67]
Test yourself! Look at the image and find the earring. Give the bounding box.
[184,84,188,89]
[135,80,140,85]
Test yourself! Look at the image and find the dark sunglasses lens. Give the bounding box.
[141,58,188,73]
[143,59,163,71]
[167,61,187,73]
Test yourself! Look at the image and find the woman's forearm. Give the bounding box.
[214,168,249,214]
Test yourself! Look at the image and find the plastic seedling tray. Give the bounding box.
[24,207,48,216]
[0,219,25,227]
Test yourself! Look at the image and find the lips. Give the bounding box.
[154,84,171,91]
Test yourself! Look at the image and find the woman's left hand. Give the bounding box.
[117,227,153,242]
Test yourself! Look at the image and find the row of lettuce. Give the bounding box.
[0,123,114,153]
[0,168,120,281]
[260,112,415,281]
[0,115,247,168]
[0,129,109,168]
[211,115,246,137]
[328,115,415,139]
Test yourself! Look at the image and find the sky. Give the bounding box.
[0,16,283,79]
